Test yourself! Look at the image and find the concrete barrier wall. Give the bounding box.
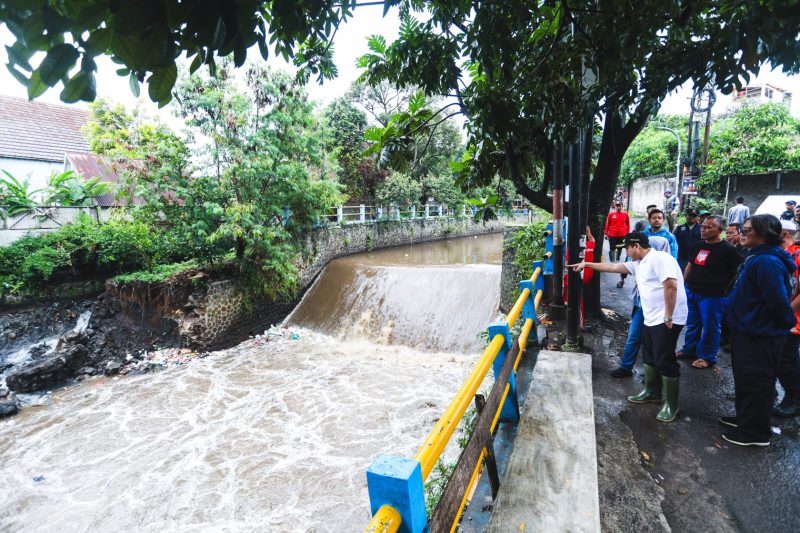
[628,175,671,216]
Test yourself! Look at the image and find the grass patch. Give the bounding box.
[112,260,199,285]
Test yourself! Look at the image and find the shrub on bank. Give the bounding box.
[0,213,191,297]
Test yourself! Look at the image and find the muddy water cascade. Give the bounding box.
[0,234,502,532]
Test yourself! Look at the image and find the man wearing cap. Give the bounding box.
[664,189,680,231]
[674,208,702,271]
[676,215,742,369]
[569,232,688,422]
[780,200,797,221]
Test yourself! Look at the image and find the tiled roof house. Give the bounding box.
[0,95,92,200]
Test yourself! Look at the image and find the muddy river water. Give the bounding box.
[0,234,502,532]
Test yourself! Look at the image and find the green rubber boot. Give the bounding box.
[627,364,662,404]
[656,376,680,422]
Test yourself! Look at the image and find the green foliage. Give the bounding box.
[174,63,344,298]
[620,104,800,198]
[1,1,353,104]
[46,170,112,206]
[0,170,38,215]
[112,260,199,285]
[619,117,688,185]
[0,213,178,296]
[506,222,549,282]
[375,172,423,207]
[701,102,800,195]
[424,173,466,212]
[323,96,368,197]
[356,1,800,217]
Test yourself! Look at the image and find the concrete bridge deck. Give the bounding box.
[485,350,600,532]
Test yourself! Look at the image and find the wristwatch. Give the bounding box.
[664,317,673,323]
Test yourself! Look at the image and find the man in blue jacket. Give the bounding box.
[721,214,797,447]
[644,209,678,259]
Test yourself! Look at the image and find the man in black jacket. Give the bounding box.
[674,208,701,271]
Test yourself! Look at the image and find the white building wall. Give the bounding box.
[0,157,64,202]
[628,175,671,216]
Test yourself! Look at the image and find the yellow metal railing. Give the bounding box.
[415,333,506,479]
[365,505,402,533]
[364,260,546,533]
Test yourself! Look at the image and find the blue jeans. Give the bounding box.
[680,288,726,363]
[619,305,644,369]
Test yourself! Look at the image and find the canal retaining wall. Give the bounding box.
[140,218,506,350]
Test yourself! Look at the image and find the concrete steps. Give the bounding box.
[485,350,600,532]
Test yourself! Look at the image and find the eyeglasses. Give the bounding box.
[738,226,754,235]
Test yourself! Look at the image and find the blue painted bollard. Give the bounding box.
[366,455,427,533]
[487,321,520,423]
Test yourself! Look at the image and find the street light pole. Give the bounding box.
[656,126,682,201]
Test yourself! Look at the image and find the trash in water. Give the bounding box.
[291,333,300,340]
[33,475,45,483]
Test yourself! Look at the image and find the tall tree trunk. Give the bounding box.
[583,108,651,317]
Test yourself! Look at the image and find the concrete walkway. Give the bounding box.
[485,350,601,533]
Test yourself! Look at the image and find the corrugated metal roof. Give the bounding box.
[65,152,126,207]
[0,95,90,163]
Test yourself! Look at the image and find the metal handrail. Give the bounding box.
[366,282,544,532]
[415,333,506,480]
[365,505,402,533]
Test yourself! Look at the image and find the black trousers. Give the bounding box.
[777,334,800,400]
[608,237,624,260]
[642,323,683,378]
[731,332,785,441]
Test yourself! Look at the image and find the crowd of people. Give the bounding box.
[568,193,800,448]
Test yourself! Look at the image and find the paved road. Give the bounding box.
[589,246,800,533]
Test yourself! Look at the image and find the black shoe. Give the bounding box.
[719,416,738,428]
[610,367,633,378]
[722,429,770,447]
[773,399,800,418]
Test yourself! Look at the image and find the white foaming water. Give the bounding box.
[2,310,92,368]
[0,329,478,532]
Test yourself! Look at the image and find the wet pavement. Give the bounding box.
[588,248,800,533]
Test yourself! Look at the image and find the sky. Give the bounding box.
[1,7,799,128]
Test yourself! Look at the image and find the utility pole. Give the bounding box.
[656,126,682,201]
[550,140,565,319]
[684,85,716,208]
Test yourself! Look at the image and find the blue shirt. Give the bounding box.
[644,227,678,259]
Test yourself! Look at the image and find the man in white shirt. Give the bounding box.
[727,196,750,225]
[569,232,688,422]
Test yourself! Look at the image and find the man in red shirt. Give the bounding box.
[605,202,630,262]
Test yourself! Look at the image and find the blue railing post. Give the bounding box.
[366,455,427,533]
[518,259,545,344]
[544,222,554,275]
[487,322,520,423]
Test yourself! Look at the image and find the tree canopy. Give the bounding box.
[619,103,800,196]
[1,0,357,105]
[356,0,800,216]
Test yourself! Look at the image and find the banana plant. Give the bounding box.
[0,170,38,216]
[46,170,112,206]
